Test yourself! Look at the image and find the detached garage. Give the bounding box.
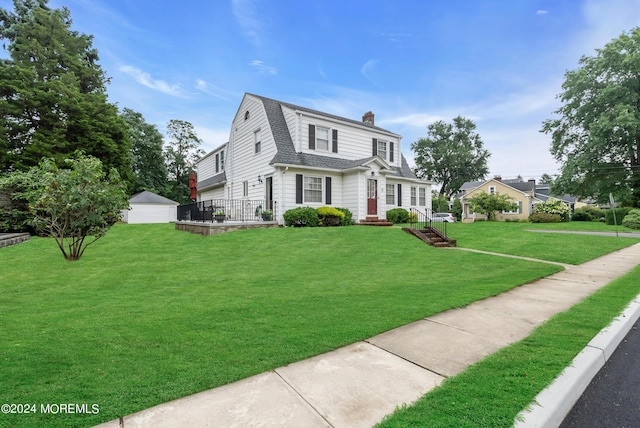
[121,191,179,224]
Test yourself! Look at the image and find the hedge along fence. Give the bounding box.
[283,207,354,227]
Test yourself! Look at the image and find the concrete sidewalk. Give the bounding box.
[95,244,640,428]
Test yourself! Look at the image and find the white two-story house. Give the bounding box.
[195,93,432,224]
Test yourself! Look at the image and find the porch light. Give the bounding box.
[371,171,375,176]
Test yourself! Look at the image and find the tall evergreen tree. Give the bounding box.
[120,108,168,195]
[0,0,131,185]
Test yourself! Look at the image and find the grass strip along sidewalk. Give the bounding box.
[377,264,640,427]
[0,223,638,427]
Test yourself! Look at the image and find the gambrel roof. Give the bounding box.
[252,94,418,180]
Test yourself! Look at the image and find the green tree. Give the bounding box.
[431,191,449,212]
[542,27,640,206]
[412,116,490,198]
[164,119,204,204]
[120,108,168,195]
[452,198,462,221]
[469,192,517,221]
[539,173,555,185]
[0,1,131,184]
[0,154,128,260]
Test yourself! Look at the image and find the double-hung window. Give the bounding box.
[316,126,329,151]
[418,188,426,206]
[411,187,417,205]
[254,129,261,154]
[304,176,323,203]
[377,140,387,160]
[220,150,225,170]
[386,184,395,205]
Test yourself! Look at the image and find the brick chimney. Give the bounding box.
[362,111,375,126]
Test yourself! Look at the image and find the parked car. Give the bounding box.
[431,212,456,222]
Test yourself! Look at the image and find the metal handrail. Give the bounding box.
[177,199,278,223]
[409,207,448,237]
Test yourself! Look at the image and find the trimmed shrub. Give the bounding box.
[283,207,319,227]
[335,207,354,226]
[622,209,640,229]
[386,208,409,224]
[605,207,632,225]
[317,206,346,226]
[570,208,592,221]
[529,212,562,223]
[571,206,605,222]
[407,211,418,223]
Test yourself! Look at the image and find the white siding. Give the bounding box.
[293,112,402,169]
[197,152,216,182]
[200,188,225,201]
[123,204,177,224]
[227,95,278,200]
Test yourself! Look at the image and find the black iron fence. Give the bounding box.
[177,199,278,223]
[409,207,448,237]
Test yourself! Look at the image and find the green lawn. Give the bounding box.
[378,264,640,428]
[446,221,639,264]
[0,223,637,427]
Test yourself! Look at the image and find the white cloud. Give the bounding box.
[575,0,640,58]
[118,65,185,97]
[231,0,263,46]
[194,79,235,100]
[250,60,277,75]
[360,59,379,83]
[195,126,231,152]
[536,10,549,15]
[382,112,448,127]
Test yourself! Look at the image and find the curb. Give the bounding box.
[514,294,640,427]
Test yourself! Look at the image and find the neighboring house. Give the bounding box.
[459,177,542,222]
[195,93,432,224]
[457,176,581,222]
[121,191,179,224]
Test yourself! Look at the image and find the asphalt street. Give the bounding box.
[560,319,640,428]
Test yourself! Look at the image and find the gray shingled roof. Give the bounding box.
[198,172,227,189]
[129,191,178,205]
[249,93,397,135]
[252,94,417,179]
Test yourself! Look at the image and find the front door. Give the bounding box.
[367,179,377,215]
[265,176,273,210]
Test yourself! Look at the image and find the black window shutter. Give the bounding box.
[397,184,402,206]
[390,142,394,162]
[332,129,338,153]
[309,125,315,150]
[326,177,332,205]
[372,138,377,156]
[296,174,303,204]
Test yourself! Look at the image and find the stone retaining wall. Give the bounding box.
[0,233,31,248]
[175,221,280,236]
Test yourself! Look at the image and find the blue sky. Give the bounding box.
[3,0,640,181]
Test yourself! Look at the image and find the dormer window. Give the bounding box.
[316,126,329,151]
[377,140,387,160]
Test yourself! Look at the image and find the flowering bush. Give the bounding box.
[533,198,570,222]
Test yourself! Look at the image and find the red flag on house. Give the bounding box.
[189,172,197,200]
